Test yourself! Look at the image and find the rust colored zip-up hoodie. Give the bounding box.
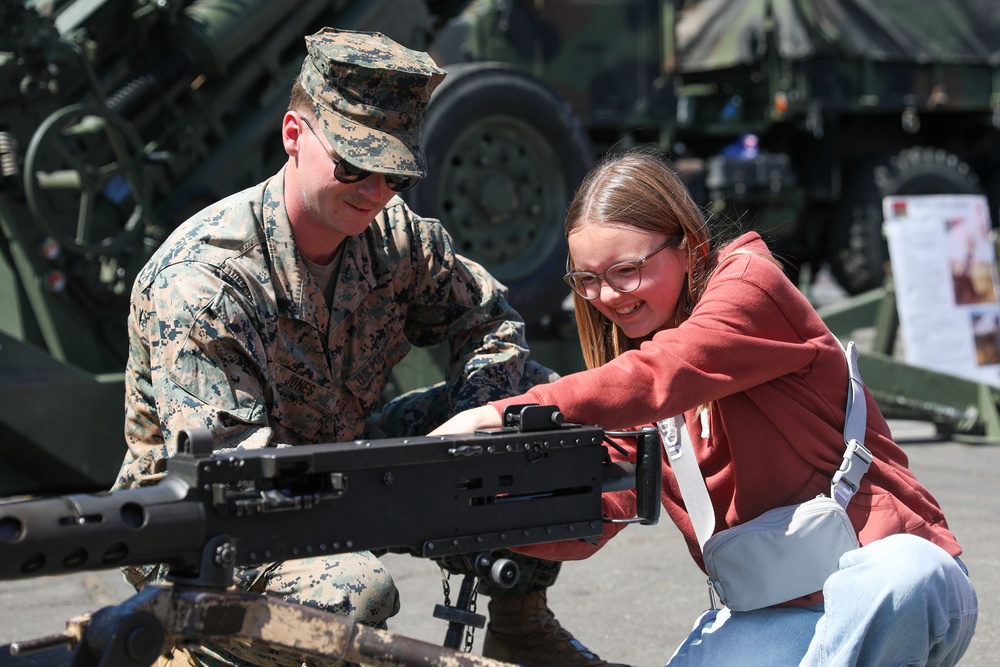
[495,233,960,603]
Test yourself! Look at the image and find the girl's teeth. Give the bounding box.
[616,303,640,315]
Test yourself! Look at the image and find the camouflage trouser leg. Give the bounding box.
[371,359,563,600]
[187,551,400,667]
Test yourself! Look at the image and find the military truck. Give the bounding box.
[425,0,1000,295]
[3,0,999,494]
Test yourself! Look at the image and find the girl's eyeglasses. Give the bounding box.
[563,237,680,300]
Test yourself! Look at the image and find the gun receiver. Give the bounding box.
[0,406,660,585]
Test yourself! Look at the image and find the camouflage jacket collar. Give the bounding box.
[262,169,376,333]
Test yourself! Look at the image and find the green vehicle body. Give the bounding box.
[2,0,999,495]
[441,0,1000,292]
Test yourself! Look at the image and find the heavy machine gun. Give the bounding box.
[0,405,661,666]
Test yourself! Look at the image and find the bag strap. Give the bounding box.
[657,415,715,549]
[831,341,873,508]
[658,340,873,551]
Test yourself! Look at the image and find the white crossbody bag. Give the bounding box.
[657,341,873,612]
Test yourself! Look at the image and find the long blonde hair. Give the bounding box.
[565,147,713,369]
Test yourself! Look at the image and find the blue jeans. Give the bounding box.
[666,534,978,667]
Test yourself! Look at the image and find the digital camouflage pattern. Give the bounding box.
[106,26,565,667]
[112,165,558,664]
[301,28,446,178]
[115,167,542,490]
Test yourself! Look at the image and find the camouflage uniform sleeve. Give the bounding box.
[117,261,273,490]
[392,205,533,411]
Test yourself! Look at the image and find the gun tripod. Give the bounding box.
[10,549,516,667]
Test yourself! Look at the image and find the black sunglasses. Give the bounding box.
[300,118,419,192]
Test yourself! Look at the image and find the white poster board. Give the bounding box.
[883,194,1000,387]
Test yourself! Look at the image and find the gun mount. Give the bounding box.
[0,406,661,665]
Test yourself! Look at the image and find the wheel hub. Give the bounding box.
[478,172,519,225]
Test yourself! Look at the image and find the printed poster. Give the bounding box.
[883,194,1000,387]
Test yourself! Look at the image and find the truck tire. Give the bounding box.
[403,62,592,323]
[829,147,983,295]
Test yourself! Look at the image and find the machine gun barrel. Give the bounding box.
[0,476,206,580]
[1,415,657,585]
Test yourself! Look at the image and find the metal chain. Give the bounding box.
[440,567,452,607]
[440,565,481,653]
[463,586,479,652]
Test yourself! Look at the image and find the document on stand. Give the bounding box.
[884,194,1000,388]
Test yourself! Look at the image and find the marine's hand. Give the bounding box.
[429,405,502,435]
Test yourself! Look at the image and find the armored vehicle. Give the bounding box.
[3,0,999,495]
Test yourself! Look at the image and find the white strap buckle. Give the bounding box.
[657,417,682,460]
[831,439,873,508]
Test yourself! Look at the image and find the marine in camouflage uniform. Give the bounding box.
[113,28,618,667]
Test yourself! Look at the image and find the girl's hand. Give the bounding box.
[429,405,502,435]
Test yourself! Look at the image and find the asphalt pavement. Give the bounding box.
[0,418,996,667]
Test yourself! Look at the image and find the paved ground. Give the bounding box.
[0,419,996,666]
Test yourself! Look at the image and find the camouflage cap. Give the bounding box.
[299,28,446,178]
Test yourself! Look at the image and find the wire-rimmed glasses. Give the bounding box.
[563,237,680,299]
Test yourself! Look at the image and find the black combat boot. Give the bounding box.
[482,589,634,667]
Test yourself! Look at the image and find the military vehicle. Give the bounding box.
[3,0,1000,495]
[427,0,1000,295]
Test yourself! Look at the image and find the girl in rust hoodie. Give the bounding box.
[432,147,978,666]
